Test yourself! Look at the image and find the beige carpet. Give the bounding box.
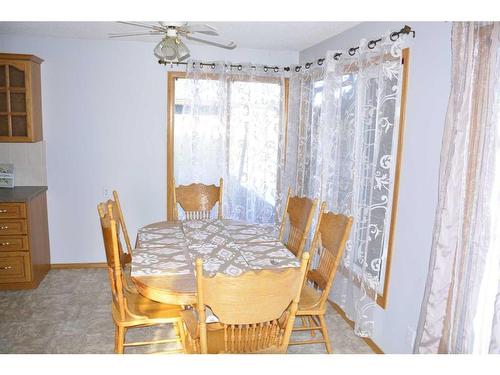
[0,268,373,354]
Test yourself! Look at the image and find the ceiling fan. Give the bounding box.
[109,21,237,63]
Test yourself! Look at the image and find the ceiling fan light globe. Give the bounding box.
[153,39,165,59]
[154,38,178,61]
[176,40,191,61]
[177,51,191,62]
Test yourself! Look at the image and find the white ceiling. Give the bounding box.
[0,21,360,51]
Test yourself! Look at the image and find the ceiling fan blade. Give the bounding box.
[181,23,218,36]
[184,34,236,50]
[108,31,164,38]
[117,21,165,32]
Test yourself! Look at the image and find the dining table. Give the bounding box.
[130,218,300,306]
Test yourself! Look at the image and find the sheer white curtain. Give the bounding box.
[174,62,287,223]
[285,35,408,337]
[414,22,500,354]
[175,61,228,187]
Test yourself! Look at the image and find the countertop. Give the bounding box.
[0,186,48,202]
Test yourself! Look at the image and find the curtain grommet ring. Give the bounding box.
[263,66,268,72]
[368,40,377,49]
[295,66,301,72]
[238,64,243,71]
[305,62,311,69]
[317,58,324,66]
[348,47,357,56]
[284,67,290,72]
[211,63,215,69]
[390,32,399,42]
[273,66,279,72]
[333,53,342,61]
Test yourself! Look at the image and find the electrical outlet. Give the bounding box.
[103,188,110,199]
[406,326,416,349]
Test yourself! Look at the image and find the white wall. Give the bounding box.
[300,22,452,353]
[0,35,298,264]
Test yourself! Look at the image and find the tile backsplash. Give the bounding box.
[0,141,47,186]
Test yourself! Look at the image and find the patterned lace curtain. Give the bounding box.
[285,35,408,337]
[175,61,287,223]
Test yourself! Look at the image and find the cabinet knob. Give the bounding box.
[0,266,12,270]
[0,242,10,246]
[0,226,8,230]
[0,209,7,213]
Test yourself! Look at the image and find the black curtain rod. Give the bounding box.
[159,25,416,72]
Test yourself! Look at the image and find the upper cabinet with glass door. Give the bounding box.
[0,53,43,142]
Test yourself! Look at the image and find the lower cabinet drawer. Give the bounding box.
[0,219,28,235]
[0,252,31,283]
[0,236,29,251]
[0,203,27,219]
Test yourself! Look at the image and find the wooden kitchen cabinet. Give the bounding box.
[0,53,43,143]
[0,186,50,289]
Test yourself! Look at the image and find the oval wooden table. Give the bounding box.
[131,219,299,306]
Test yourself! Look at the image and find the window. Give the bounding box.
[167,72,287,223]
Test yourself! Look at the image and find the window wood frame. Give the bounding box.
[377,47,410,309]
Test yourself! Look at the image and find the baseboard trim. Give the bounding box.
[328,299,384,354]
[50,262,107,269]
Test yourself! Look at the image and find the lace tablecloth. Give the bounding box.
[131,219,298,278]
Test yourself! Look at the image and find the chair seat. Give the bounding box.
[113,290,182,326]
[297,284,323,313]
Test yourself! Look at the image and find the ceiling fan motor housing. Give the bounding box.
[166,28,178,38]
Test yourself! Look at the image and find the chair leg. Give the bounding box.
[173,320,180,337]
[116,326,126,354]
[318,315,332,354]
[309,316,317,337]
[114,325,119,351]
[177,320,186,353]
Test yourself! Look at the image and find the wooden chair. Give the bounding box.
[181,253,310,354]
[173,178,223,220]
[97,200,185,354]
[289,202,353,353]
[278,188,318,258]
